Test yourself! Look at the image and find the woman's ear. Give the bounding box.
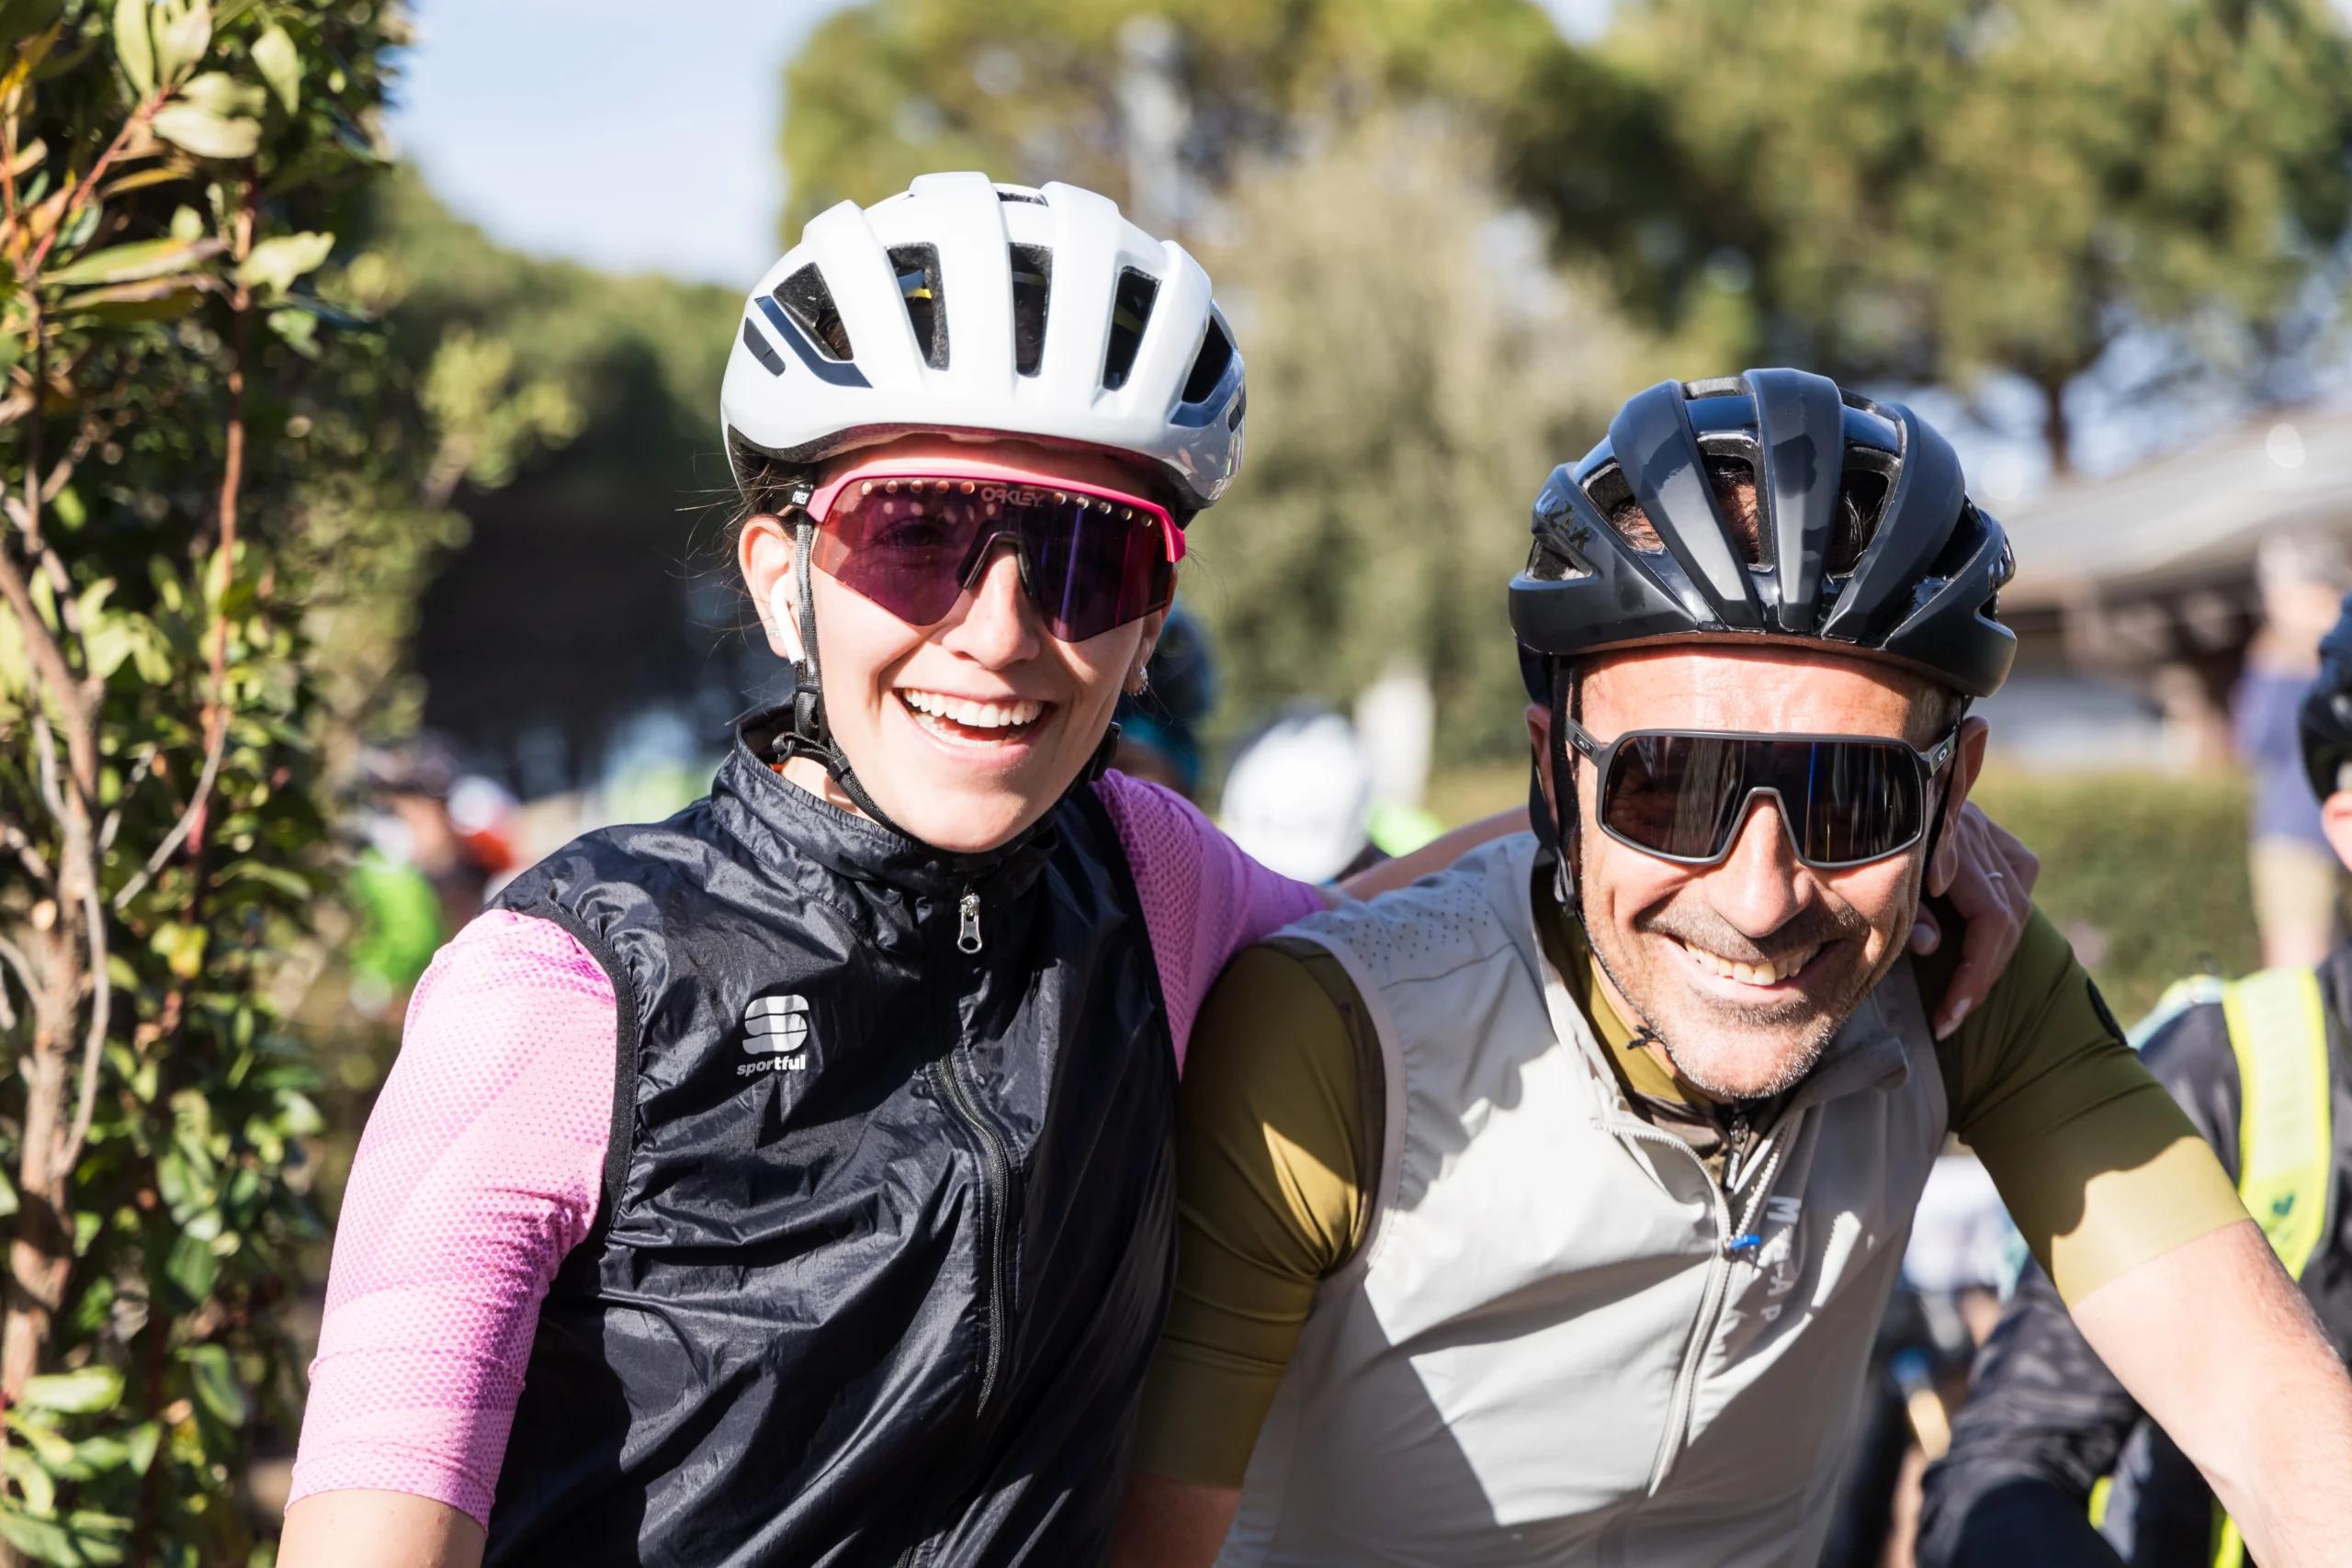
[740,513,805,663]
[1126,606,1170,693]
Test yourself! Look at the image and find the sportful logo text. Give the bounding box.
[741,994,812,1077]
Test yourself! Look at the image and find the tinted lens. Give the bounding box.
[1793,738,1928,866]
[1599,734,1928,867]
[812,479,1171,641]
[1027,498,1174,641]
[811,479,980,626]
[1602,735,1753,861]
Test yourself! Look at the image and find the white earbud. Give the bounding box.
[770,581,806,665]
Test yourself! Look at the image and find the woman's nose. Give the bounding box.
[941,543,1042,666]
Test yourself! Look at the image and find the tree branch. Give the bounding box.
[58,872,108,1176]
[0,821,51,886]
[0,536,96,800]
[20,88,169,281]
[110,731,224,914]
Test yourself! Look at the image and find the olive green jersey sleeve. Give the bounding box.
[1937,903,2247,1303]
[1130,940,1376,1488]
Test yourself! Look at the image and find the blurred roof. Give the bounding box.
[1999,406,2352,609]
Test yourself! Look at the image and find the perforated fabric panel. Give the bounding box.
[1092,771,1324,1074]
[288,911,616,1526]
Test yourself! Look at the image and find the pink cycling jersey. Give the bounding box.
[290,772,1322,1526]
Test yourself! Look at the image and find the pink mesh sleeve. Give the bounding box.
[1094,771,1325,1073]
[288,910,616,1528]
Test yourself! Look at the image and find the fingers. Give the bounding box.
[1929,805,2033,1039]
[1909,903,1943,956]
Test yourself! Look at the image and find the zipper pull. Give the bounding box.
[1724,1108,1753,1183]
[956,888,983,954]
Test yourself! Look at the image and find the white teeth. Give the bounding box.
[1678,938,1817,987]
[900,690,1044,731]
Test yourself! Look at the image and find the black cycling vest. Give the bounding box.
[481,712,1178,1566]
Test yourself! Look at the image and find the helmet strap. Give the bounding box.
[770,509,919,839]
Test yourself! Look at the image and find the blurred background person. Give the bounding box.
[348,734,520,1019]
[2234,532,2352,970]
[1916,590,2352,1568]
[1218,704,1381,884]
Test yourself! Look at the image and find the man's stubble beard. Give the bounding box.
[1572,856,1898,1102]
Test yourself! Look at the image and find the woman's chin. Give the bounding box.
[887,790,1052,854]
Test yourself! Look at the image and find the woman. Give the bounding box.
[281,175,2030,1567]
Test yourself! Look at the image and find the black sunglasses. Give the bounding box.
[1558,716,1961,872]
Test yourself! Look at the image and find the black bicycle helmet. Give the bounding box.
[1510,369,2017,702]
[2299,590,2352,801]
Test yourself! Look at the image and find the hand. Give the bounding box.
[1909,800,2039,1039]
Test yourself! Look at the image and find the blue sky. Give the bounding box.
[387,0,1613,288]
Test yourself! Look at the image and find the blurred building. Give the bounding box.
[1985,407,2352,770]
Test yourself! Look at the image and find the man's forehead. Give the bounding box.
[1579,643,1928,734]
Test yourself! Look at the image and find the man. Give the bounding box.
[1110,372,2352,1567]
[1917,591,2352,1568]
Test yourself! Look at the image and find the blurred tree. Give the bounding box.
[775,0,1572,231]
[339,173,748,790]
[1190,114,1679,759]
[1532,0,2352,473]
[0,1,599,1558]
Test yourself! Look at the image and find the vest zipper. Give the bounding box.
[1607,1117,1733,1495]
[930,882,1014,1413]
[956,886,982,953]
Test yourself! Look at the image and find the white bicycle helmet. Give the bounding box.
[1219,707,1375,885]
[721,172,1246,511]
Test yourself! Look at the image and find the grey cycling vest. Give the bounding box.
[1221,834,1948,1567]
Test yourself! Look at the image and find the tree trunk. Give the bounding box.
[2038,370,2075,479]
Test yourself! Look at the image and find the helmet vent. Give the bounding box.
[1583,464,1656,551]
[1827,463,1890,576]
[740,319,786,377]
[1011,243,1052,378]
[996,187,1047,205]
[775,265,853,361]
[888,244,949,370]
[1181,315,1235,404]
[1102,267,1159,391]
[1588,455,1764,566]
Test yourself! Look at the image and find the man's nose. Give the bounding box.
[1702,794,1815,937]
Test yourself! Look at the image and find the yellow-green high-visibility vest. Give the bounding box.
[2093,966,2332,1568]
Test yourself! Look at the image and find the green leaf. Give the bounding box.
[19,1366,122,1416]
[235,230,332,295]
[176,70,260,118]
[121,1424,159,1476]
[151,0,209,83]
[0,1506,74,1564]
[55,278,205,326]
[251,22,297,111]
[0,0,64,62]
[266,305,318,356]
[150,104,256,160]
[180,1343,245,1426]
[164,1230,217,1301]
[148,922,205,979]
[2,1450,56,1518]
[2,1414,74,1471]
[42,236,213,288]
[112,0,153,96]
